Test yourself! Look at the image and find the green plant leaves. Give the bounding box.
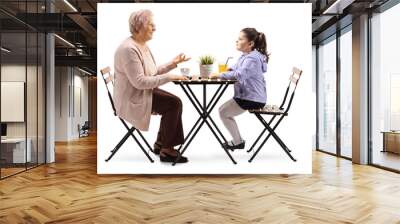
[199,55,215,65]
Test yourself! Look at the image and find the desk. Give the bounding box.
[381,131,400,154]
[1,138,32,164]
[173,78,237,165]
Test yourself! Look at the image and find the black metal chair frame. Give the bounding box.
[247,67,303,163]
[100,67,154,163]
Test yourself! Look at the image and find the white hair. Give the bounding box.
[128,9,153,36]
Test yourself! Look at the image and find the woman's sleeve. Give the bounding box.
[123,48,170,90]
[156,61,177,75]
[148,50,177,75]
[220,58,258,82]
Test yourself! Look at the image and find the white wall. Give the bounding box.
[1,65,26,136]
[1,65,38,138]
[55,66,69,141]
[55,66,89,141]
[71,71,89,138]
[1,64,45,163]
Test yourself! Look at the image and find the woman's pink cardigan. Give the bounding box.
[113,37,176,131]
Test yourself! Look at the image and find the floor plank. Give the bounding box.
[1,134,400,223]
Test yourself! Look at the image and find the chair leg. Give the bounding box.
[136,129,154,153]
[249,114,296,162]
[120,119,154,163]
[247,128,267,153]
[259,114,296,162]
[111,131,131,153]
[128,131,154,163]
[265,126,296,162]
[249,114,282,162]
[247,115,277,153]
[107,120,155,163]
[105,130,132,162]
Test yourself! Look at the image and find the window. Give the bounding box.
[370,3,400,171]
[339,28,352,158]
[317,36,337,154]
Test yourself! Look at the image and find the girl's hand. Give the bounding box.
[172,53,191,66]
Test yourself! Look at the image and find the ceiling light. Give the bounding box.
[78,67,93,76]
[54,34,75,48]
[63,0,78,12]
[1,47,11,53]
[323,0,354,15]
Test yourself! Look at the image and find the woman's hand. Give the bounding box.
[169,74,189,81]
[172,53,191,66]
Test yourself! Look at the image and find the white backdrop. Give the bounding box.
[97,3,312,174]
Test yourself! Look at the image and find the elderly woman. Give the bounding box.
[114,9,190,163]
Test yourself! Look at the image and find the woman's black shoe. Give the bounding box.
[160,152,188,163]
[153,142,162,155]
[222,140,245,150]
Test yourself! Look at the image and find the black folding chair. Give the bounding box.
[100,67,154,163]
[247,67,303,163]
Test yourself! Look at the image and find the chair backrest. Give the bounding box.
[100,66,117,116]
[278,67,303,113]
[82,121,90,129]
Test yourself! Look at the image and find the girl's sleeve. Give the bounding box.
[220,58,258,82]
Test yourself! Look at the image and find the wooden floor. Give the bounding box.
[1,167,26,178]
[372,150,400,171]
[1,134,400,224]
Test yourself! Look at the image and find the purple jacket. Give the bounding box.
[220,50,267,104]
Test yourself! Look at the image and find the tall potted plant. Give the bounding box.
[199,55,215,78]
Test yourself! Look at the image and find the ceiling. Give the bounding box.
[0,0,391,72]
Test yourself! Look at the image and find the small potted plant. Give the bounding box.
[199,55,215,78]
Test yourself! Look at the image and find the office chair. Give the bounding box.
[78,121,90,138]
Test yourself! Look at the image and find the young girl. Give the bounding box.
[212,27,269,150]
